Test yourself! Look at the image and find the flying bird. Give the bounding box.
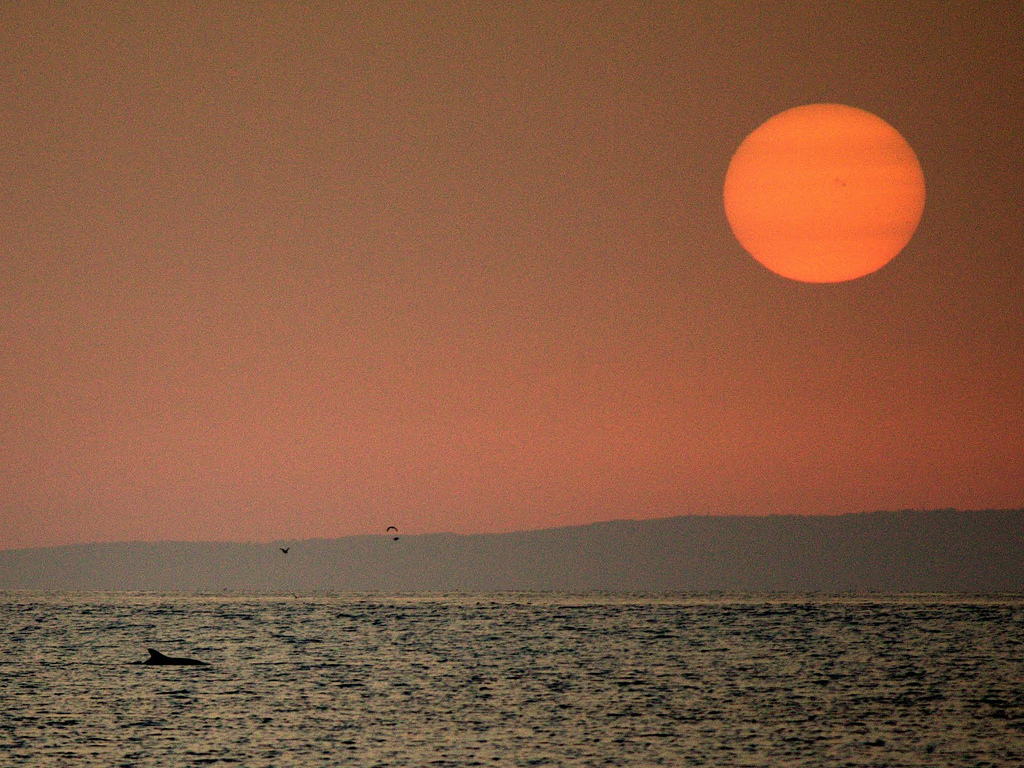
[280,547,290,554]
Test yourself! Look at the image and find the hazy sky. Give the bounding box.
[2,2,1022,549]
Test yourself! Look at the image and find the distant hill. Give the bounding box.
[1,509,1021,592]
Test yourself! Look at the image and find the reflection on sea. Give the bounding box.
[2,592,1022,766]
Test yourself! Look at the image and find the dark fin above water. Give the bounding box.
[137,648,209,666]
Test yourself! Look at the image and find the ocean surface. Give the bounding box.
[2,592,1022,767]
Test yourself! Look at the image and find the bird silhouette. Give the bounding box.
[280,547,290,554]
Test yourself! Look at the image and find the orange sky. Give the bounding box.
[2,3,1022,549]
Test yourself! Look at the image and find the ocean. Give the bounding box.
[2,592,1022,766]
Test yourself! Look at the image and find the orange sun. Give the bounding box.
[724,103,925,283]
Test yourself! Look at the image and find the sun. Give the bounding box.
[723,103,925,283]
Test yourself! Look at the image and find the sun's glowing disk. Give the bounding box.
[724,104,926,283]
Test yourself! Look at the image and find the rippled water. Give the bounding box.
[2,592,1023,766]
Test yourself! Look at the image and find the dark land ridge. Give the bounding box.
[1,509,1021,592]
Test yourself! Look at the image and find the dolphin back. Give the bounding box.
[142,648,209,665]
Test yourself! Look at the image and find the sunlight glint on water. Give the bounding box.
[2,593,1023,766]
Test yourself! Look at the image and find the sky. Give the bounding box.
[2,2,1022,550]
